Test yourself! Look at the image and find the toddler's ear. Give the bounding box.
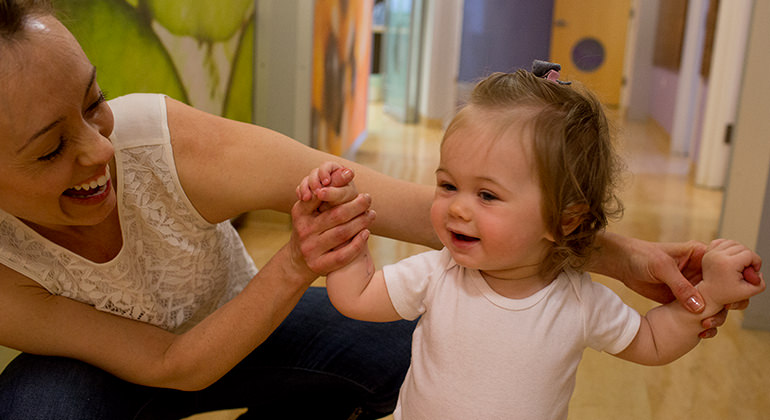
[560,204,589,237]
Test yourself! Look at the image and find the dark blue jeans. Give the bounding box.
[0,287,416,420]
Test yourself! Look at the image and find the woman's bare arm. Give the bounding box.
[0,242,323,391]
[166,97,439,249]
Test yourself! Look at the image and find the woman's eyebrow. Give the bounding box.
[16,66,97,154]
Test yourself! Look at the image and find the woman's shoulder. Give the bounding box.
[108,94,170,149]
[108,93,167,117]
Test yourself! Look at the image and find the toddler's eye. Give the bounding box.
[479,191,497,201]
[439,182,456,192]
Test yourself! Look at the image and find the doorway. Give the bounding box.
[549,0,632,106]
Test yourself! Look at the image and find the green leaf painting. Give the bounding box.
[54,0,254,122]
[145,0,253,42]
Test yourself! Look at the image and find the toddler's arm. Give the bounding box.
[615,239,764,365]
[326,250,402,322]
[296,163,402,322]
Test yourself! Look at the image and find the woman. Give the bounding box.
[0,1,744,419]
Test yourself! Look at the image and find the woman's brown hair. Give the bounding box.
[0,0,52,40]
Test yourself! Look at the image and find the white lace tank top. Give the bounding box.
[0,94,257,333]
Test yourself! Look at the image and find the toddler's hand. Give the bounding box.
[297,161,344,201]
[701,239,765,307]
[291,162,374,275]
[296,162,359,211]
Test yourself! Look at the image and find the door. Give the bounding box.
[550,0,631,106]
[382,0,424,123]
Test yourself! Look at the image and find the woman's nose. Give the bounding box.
[76,111,115,167]
[75,130,114,167]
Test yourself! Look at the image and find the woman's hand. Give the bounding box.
[291,166,375,276]
[594,232,758,338]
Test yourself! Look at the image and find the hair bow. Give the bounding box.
[532,60,572,85]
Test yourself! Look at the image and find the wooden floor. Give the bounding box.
[193,103,770,420]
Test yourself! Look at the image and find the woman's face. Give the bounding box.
[0,15,116,230]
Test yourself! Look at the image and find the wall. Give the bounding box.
[457,0,554,83]
[254,0,314,145]
[647,0,687,135]
[649,67,679,133]
[624,0,660,120]
[719,0,770,330]
[418,0,464,124]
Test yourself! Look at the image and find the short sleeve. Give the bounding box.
[383,249,449,320]
[578,274,642,354]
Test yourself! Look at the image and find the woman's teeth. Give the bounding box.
[73,173,109,191]
[66,166,111,197]
[72,166,110,191]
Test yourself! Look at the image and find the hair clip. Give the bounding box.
[531,60,572,85]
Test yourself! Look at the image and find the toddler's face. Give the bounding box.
[430,108,553,280]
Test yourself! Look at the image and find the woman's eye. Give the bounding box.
[86,90,107,114]
[38,138,66,161]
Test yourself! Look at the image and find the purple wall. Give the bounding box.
[458,0,555,82]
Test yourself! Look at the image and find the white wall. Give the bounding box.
[417,0,464,126]
[719,0,770,330]
[623,0,660,120]
[253,0,313,145]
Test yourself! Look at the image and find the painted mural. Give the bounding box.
[54,0,255,123]
[311,0,372,155]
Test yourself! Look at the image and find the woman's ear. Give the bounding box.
[561,204,589,236]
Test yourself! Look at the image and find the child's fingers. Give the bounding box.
[301,164,356,209]
[736,247,763,279]
[318,162,344,187]
[707,238,727,252]
[743,266,761,285]
[308,168,324,193]
[329,167,355,187]
[708,238,741,253]
[709,239,763,278]
[727,299,750,311]
[317,186,366,208]
[296,177,315,201]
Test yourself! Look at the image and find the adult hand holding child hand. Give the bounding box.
[291,162,374,276]
[697,239,765,316]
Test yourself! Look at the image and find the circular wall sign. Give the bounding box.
[571,38,605,72]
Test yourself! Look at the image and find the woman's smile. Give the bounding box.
[63,164,112,202]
